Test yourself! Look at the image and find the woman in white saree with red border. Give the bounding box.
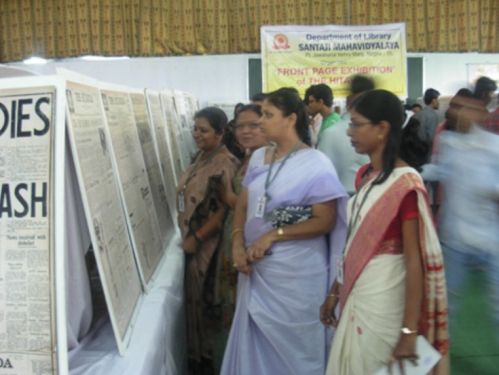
[322,90,449,375]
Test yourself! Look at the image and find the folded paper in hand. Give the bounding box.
[373,336,442,375]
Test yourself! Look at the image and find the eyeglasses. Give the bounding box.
[233,123,260,131]
[348,121,372,130]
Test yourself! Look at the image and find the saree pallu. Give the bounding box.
[327,167,449,375]
[176,147,239,363]
[221,148,348,375]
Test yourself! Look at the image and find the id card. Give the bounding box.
[178,192,185,213]
[255,195,267,218]
[336,256,344,284]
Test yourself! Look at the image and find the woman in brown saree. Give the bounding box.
[176,107,239,375]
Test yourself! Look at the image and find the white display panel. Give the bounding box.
[99,86,164,286]
[129,91,175,248]
[63,73,142,355]
[172,90,196,168]
[144,91,178,218]
[0,76,67,374]
[159,91,186,178]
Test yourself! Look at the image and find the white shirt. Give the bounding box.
[317,112,369,195]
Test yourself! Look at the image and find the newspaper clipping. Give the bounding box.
[101,89,163,284]
[160,92,185,178]
[65,81,142,352]
[0,86,56,374]
[129,92,175,248]
[145,92,178,216]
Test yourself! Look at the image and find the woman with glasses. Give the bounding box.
[322,90,449,375]
[221,88,348,375]
[176,106,239,375]
[214,104,267,371]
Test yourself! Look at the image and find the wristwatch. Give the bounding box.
[277,227,284,237]
[400,327,418,335]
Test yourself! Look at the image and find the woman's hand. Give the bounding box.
[246,231,276,262]
[388,334,418,375]
[182,235,198,254]
[320,295,339,327]
[232,245,252,275]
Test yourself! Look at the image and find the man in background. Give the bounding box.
[316,75,373,195]
[304,84,341,147]
[474,76,499,134]
[414,88,441,160]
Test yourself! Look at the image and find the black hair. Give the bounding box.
[400,117,429,171]
[304,84,333,107]
[222,104,264,160]
[194,106,228,134]
[265,87,311,146]
[349,75,375,95]
[423,88,440,105]
[233,102,245,118]
[410,103,422,111]
[235,103,262,120]
[473,76,497,102]
[251,92,267,103]
[353,89,419,184]
[456,88,473,97]
[444,88,474,131]
[223,120,245,160]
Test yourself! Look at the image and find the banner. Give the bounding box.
[0,76,66,374]
[261,23,407,98]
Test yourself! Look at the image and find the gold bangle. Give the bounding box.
[327,293,338,298]
[231,228,244,237]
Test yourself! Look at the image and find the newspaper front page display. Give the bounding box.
[101,88,163,285]
[129,92,175,247]
[144,92,178,218]
[65,80,142,354]
[172,91,196,168]
[159,92,185,178]
[0,81,64,374]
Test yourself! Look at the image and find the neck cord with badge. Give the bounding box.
[254,141,303,219]
[337,165,379,284]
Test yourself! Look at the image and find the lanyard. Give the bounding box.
[264,142,302,201]
[345,168,379,245]
[182,144,223,191]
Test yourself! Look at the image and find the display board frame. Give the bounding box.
[0,75,68,374]
[59,69,143,355]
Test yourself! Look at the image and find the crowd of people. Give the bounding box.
[175,74,499,375]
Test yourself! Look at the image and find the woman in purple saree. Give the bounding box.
[221,88,348,375]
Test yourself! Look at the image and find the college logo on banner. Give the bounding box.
[261,23,408,98]
[273,34,290,50]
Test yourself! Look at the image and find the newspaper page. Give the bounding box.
[129,92,175,248]
[65,80,142,354]
[172,91,196,168]
[145,91,178,217]
[160,91,186,177]
[100,88,163,285]
[0,84,58,374]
